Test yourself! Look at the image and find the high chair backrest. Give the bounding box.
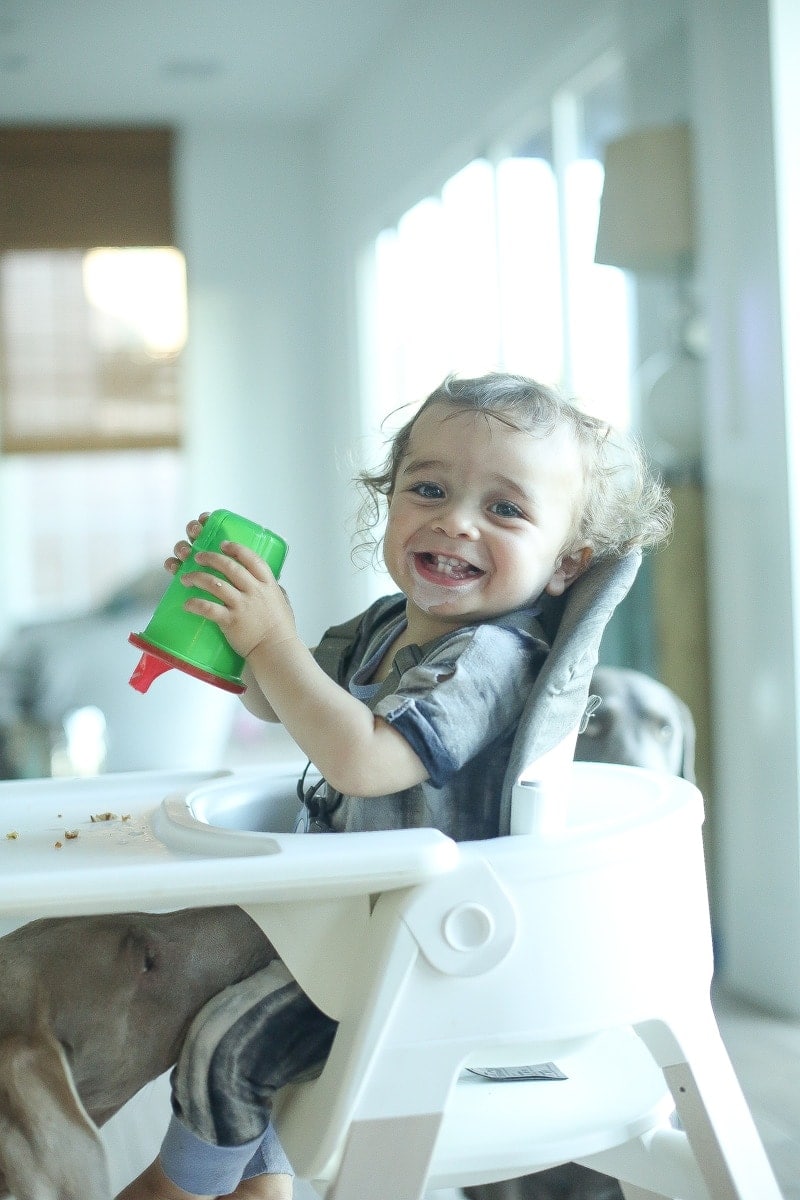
[500,549,641,834]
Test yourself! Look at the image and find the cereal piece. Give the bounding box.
[64,830,79,840]
[54,841,63,849]
[5,831,18,840]
[90,812,118,822]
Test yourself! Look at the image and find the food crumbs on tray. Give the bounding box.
[122,814,131,821]
[54,841,63,849]
[64,830,79,840]
[5,831,18,840]
[90,812,118,822]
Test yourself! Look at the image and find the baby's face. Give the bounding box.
[383,403,590,641]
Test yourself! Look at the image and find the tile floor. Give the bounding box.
[712,987,800,1199]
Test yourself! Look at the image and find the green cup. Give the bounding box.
[129,509,288,694]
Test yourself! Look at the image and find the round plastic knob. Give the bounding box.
[442,902,495,952]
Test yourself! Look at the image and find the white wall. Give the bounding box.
[611,1,800,1003]
[689,0,800,1011]
[173,120,337,644]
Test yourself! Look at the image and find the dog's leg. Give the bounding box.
[0,1025,110,1200]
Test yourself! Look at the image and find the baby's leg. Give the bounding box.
[172,959,336,1146]
[118,961,336,1200]
[116,1158,292,1199]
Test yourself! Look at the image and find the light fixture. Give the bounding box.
[595,123,694,274]
[595,122,704,477]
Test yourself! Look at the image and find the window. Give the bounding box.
[0,247,187,622]
[1,449,183,622]
[0,128,184,627]
[364,55,632,437]
[1,247,185,452]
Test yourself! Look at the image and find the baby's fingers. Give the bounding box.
[180,558,237,598]
[217,540,279,582]
[165,513,211,574]
[186,512,210,541]
[166,540,192,575]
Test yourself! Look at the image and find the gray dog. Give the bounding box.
[0,907,272,1200]
[464,666,696,1200]
[575,666,695,780]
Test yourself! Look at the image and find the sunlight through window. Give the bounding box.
[0,247,187,622]
[82,247,188,359]
[365,61,632,438]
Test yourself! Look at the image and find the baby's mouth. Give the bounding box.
[413,552,484,583]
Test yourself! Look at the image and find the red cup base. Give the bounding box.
[128,633,246,694]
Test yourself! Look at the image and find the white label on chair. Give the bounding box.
[467,1064,568,1081]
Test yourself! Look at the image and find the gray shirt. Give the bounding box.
[307,595,549,841]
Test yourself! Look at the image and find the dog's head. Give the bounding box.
[575,666,696,781]
[0,905,272,1200]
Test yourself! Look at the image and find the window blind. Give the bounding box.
[0,126,174,250]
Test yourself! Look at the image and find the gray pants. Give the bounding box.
[160,961,337,1193]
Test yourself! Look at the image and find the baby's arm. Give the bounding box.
[238,661,280,721]
[180,540,428,797]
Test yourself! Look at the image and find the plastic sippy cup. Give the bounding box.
[128,509,288,694]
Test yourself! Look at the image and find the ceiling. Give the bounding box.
[0,0,415,125]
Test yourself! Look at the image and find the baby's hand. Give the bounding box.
[180,540,296,659]
[164,512,211,575]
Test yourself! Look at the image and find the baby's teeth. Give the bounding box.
[431,554,470,576]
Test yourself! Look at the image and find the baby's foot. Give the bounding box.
[115,1158,213,1200]
[220,1175,292,1199]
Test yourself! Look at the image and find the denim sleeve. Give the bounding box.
[373,624,545,788]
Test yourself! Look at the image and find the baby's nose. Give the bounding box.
[434,505,480,538]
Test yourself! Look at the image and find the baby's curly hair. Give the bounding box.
[355,372,672,563]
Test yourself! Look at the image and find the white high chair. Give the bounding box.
[245,759,778,1200]
[0,553,782,1200]
[229,552,781,1200]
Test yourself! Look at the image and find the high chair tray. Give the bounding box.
[0,766,458,919]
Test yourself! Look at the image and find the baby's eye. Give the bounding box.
[410,482,445,500]
[490,500,524,519]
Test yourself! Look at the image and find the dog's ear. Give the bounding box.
[0,1023,110,1200]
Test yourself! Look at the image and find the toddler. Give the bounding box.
[117,372,671,1200]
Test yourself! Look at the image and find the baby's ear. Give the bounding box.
[544,546,593,597]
